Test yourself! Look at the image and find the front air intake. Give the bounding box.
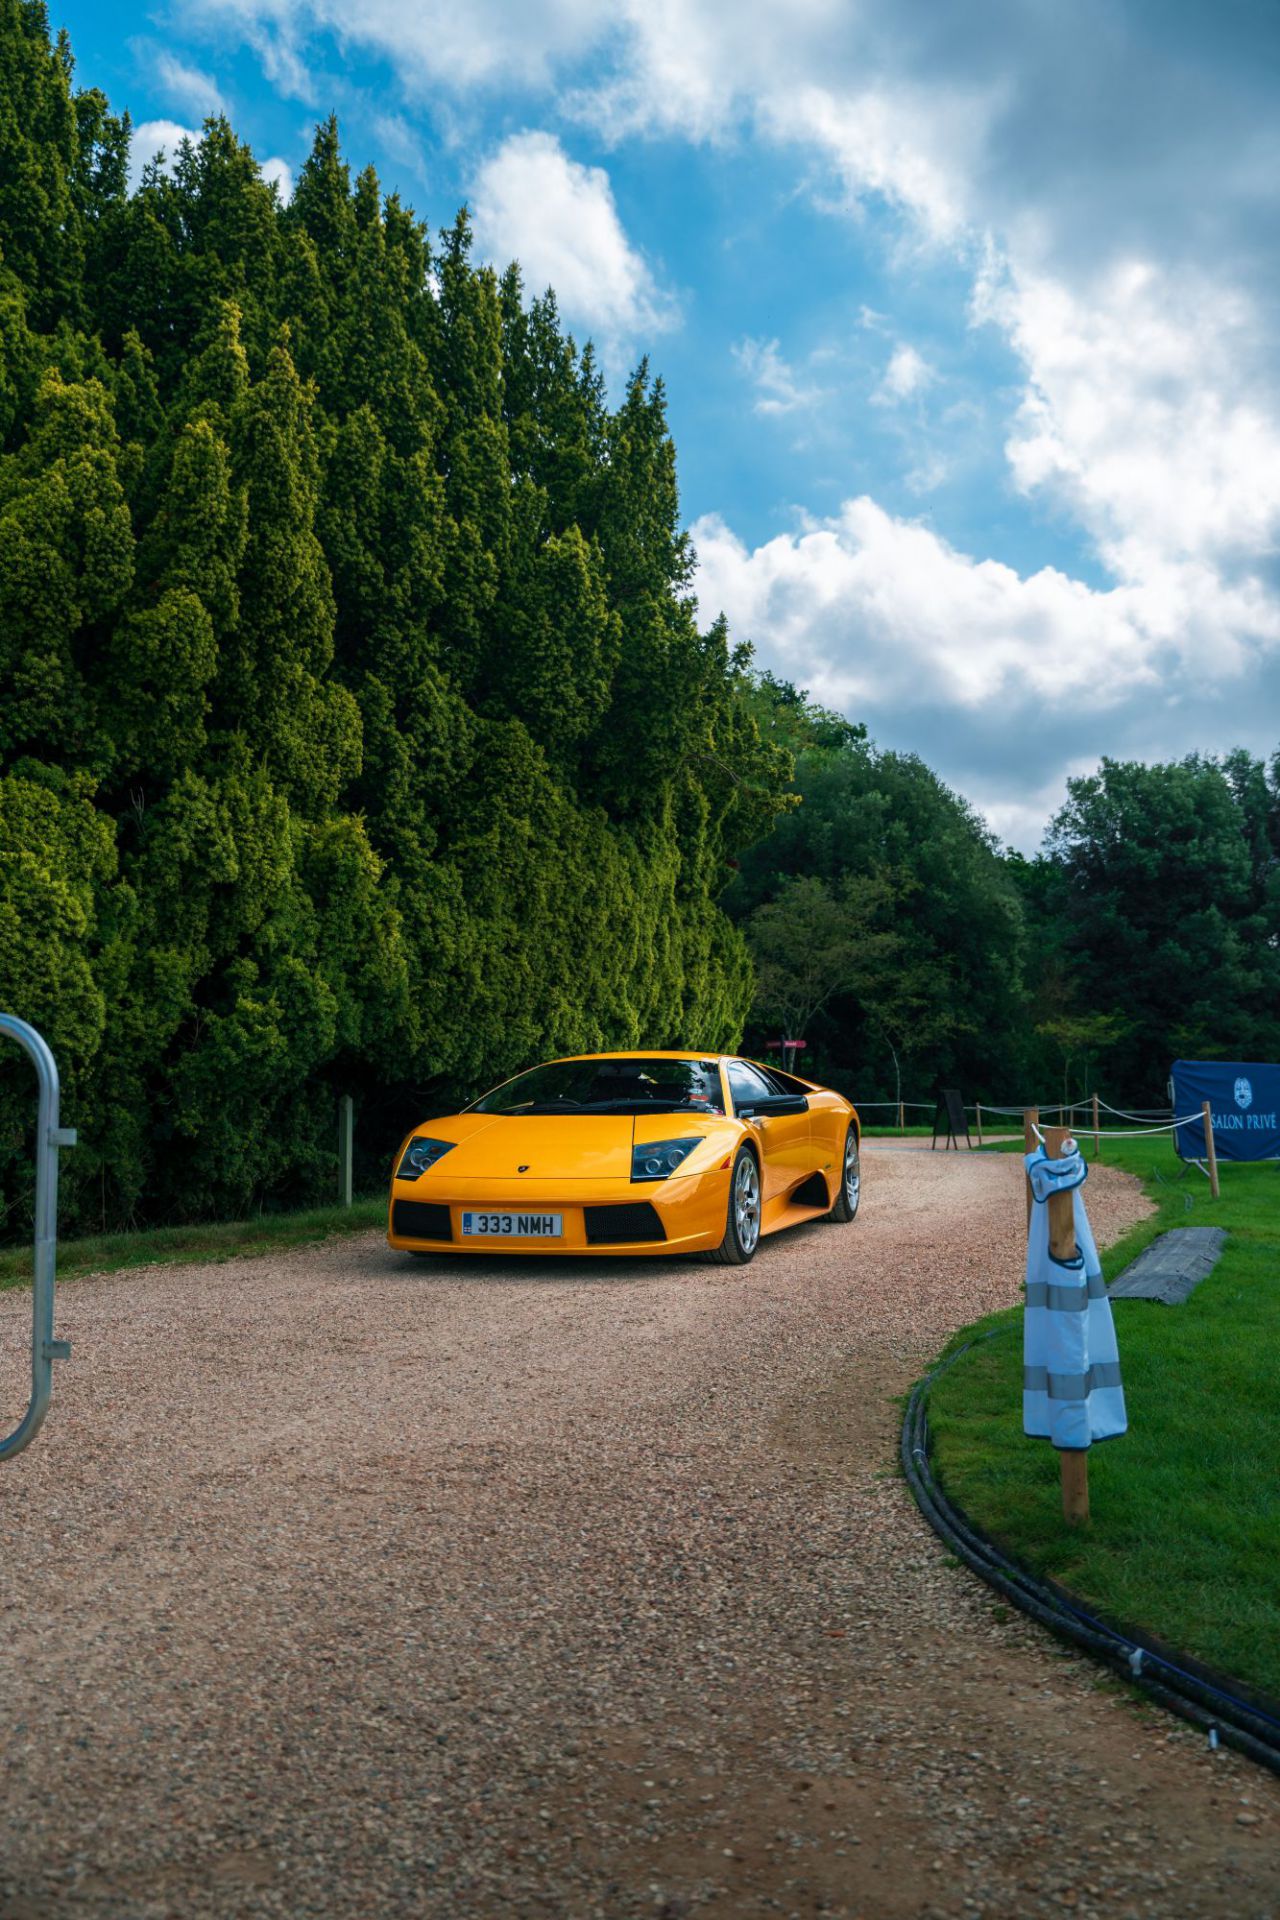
[392,1199,452,1241]
[583,1202,666,1245]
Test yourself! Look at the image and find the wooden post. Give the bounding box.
[1060,1449,1090,1524]
[1202,1100,1220,1198]
[975,1101,984,1148]
[1045,1123,1090,1524]
[1044,1125,1076,1258]
[1092,1091,1101,1161]
[1023,1107,1039,1230]
[897,1100,904,1133]
[338,1094,354,1208]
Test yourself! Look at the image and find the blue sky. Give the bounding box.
[58,0,1280,847]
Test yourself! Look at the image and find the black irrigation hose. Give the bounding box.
[901,1333,1280,1776]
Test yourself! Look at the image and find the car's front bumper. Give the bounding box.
[386,1169,730,1256]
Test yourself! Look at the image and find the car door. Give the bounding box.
[726,1060,811,1210]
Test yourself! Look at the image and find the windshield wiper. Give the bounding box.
[572,1098,715,1113]
[509,1100,587,1114]
[489,1097,719,1116]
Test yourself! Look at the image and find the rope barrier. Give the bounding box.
[1030,1113,1201,1143]
[828,1092,1192,1128]
[981,1101,1089,1118]
[1096,1098,1174,1122]
[853,1100,934,1109]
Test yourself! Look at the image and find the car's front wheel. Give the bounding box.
[827,1127,861,1222]
[710,1146,761,1265]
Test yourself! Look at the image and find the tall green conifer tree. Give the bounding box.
[0,15,789,1231]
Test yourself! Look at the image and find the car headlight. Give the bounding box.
[631,1137,700,1182]
[397,1136,456,1179]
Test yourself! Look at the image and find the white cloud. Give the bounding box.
[470,132,676,351]
[974,251,1280,586]
[571,30,983,244]
[129,120,200,190]
[904,451,949,495]
[733,338,821,416]
[693,496,1280,713]
[874,342,933,405]
[369,112,423,172]
[174,0,604,96]
[692,497,1280,845]
[566,2,1280,631]
[754,81,979,245]
[164,0,1280,835]
[178,0,987,240]
[976,765,1097,854]
[260,156,294,201]
[150,50,227,118]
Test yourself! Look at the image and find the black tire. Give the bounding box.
[827,1126,861,1222]
[710,1146,762,1266]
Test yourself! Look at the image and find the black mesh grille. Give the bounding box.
[583,1202,666,1245]
[392,1199,453,1241]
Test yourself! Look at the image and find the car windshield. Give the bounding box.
[471,1058,724,1115]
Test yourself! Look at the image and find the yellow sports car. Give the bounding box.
[387,1052,860,1263]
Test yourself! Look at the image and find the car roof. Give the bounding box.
[544,1050,725,1064]
[542,1051,811,1079]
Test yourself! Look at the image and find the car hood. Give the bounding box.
[409,1111,730,1182]
[424,1114,637,1180]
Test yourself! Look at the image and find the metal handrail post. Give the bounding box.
[0,1014,75,1461]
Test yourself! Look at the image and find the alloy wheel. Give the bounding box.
[844,1133,861,1212]
[734,1153,761,1254]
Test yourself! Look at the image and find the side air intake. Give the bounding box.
[392,1199,452,1241]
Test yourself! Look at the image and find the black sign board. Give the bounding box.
[932,1088,972,1151]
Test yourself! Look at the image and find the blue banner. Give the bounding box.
[1172,1059,1280,1162]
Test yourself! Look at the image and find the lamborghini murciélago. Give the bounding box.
[387,1052,860,1264]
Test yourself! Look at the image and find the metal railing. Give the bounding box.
[0,1015,75,1461]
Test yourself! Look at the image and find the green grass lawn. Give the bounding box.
[927,1135,1280,1700]
[0,1198,387,1290]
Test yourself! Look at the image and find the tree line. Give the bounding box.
[2,1,1277,1235]
[735,679,1280,1111]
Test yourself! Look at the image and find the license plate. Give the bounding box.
[461,1211,563,1239]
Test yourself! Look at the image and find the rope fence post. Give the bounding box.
[975,1101,984,1148]
[897,1100,904,1133]
[1023,1107,1039,1230]
[1202,1101,1220,1198]
[1045,1122,1089,1525]
[1092,1092,1100,1160]
[338,1093,354,1208]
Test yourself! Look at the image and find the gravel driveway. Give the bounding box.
[1,1145,1277,1919]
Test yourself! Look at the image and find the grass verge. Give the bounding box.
[0,1198,386,1290]
[927,1136,1280,1700]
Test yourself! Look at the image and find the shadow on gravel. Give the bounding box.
[367,1208,846,1287]
[373,1248,715,1286]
